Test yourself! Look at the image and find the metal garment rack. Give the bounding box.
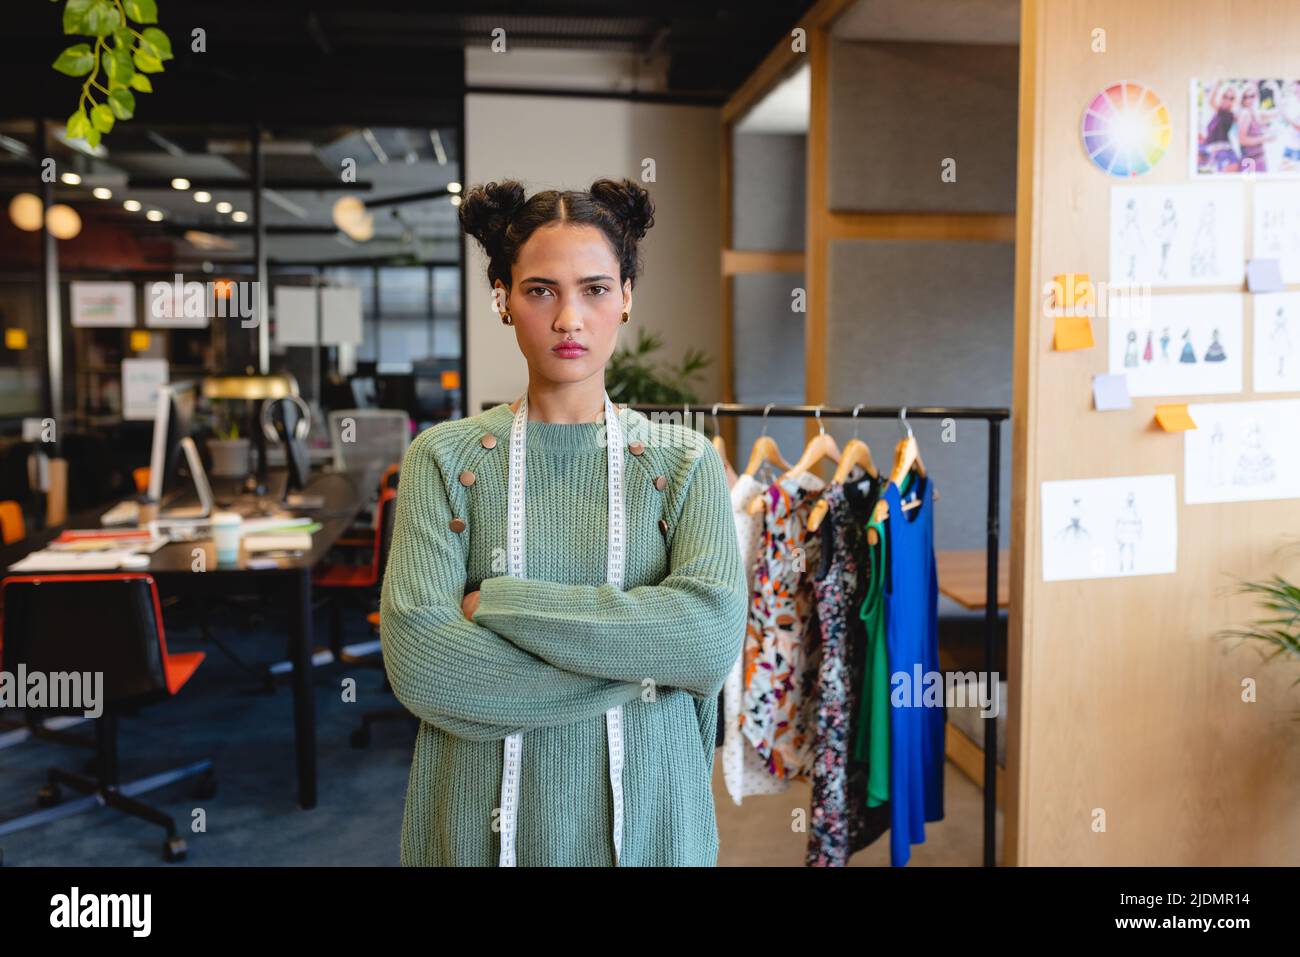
[483,398,1009,867]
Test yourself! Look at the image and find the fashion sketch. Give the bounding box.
[1209,423,1226,486]
[1156,199,1178,281]
[1160,327,1172,362]
[1179,328,1198,363]
[1118,199,1145,282]
[1189,201,1219,278]
[1124,330,1140,368]
[1204,328,1228,362]
[1272,306,1292,376]
[1233,419,1276,486]
[1115,492,1143,573]
[1057,498,1091,543]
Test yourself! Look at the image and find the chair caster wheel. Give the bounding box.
[163,837,188,862]
[351,726,370,749]
[37,784,61,808]
[193,770,217,800]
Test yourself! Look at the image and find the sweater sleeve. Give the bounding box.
[379,429,644,742]
[471,440,749,700]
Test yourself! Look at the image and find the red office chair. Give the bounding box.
[0,574,216,863]
[314,484,398,663]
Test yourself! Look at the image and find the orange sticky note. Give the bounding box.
[1155,404,1197,432]
[1052,273,1095,310]
[1053,314,1094,351]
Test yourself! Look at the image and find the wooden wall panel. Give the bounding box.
[1012,0,1300,865]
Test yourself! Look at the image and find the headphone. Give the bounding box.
[260,394,312,443]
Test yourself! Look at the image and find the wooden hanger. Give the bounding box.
[743,403,791,478]
[808,405,878,533]
[752,407,840,515]
[710,404,738,486]
[879,407,930,520]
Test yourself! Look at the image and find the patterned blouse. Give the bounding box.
[741,471,825,781]
[723,474,791,804]
[806,477,889,866]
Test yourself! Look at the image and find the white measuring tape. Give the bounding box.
[498,391,626,867]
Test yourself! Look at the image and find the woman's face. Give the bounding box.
[494,223,631,391]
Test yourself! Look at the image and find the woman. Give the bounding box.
[1236,81,1277,174]
[379,177,748,867]
[1199,81,1241,173]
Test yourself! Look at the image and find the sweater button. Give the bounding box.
[459,469,476,487]
[480,434,497,449]
[449,518,466,533]
[657,518,668,536]
[628,441,645,456]
[653,475,667,491]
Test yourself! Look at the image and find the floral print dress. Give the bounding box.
[722,474,791,804]
[806,477,890,866]
[740,471,825,781]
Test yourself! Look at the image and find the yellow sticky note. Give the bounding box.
[1053,314,1095,351]
[1053,272,1095,310]
[1155,404,1197,432]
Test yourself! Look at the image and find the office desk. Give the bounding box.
[936,548,1011,611]
[0,469,367,810]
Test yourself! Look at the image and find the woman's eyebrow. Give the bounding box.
[521,274,616,285]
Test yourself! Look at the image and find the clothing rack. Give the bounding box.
[484,399,1010,867]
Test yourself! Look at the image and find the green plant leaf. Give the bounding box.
[124,0,159,24]
[52,44,96,77]
[66,109,92,139]
[103,47,134,84]
[114,27,133,49]
[129,72,153,92]
[140,27,173,61]
[108,88,135,120]
[83,0,122,37]
[85,126,102,148]
[63,0,93,34]
[133,49,164,73]
[90,103,116,133]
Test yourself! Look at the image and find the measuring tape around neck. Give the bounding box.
[498,391,626,867]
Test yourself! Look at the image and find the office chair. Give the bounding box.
[314,483,398,660]
[0,500,24,544]
[0,574,216,863]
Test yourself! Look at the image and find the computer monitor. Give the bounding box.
[147,382,197,503]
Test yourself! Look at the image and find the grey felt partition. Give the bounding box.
[731,271,807,467]
[825,238,1014,550]
[731,132,807,251]
[827,39,1019,213]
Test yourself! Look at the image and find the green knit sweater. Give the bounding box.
[379,401,748,866]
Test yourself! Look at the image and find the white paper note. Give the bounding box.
[1108,292,1244,397]
[1110,183,1245,287]
[1184,399,1300,504]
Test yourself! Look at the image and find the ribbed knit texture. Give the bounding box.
[379,402,748,866]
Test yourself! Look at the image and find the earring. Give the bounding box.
[621,311,629,324]
[500,312,513,326]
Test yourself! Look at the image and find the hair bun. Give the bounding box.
[458,180,528,254]
[589,178,655,242]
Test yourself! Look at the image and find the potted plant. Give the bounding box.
[605,328,712,406]
[206,414,251,478]
[1220,575,1300,709]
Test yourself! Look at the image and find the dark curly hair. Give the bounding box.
[458,177,656,294]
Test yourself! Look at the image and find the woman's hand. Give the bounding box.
[461,590,481,620]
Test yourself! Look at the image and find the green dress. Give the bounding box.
[854,510,890,808]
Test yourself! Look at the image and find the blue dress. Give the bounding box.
[883,476,945,866]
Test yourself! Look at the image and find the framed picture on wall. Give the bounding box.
[1191,78,1300,178]
[70,281,136,328]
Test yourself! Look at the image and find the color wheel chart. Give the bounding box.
[1081,81,1171,177]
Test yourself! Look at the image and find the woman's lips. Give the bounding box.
[552,342,588,358]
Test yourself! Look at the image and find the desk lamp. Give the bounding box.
[201,374,297,497]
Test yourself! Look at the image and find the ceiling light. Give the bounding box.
[123,199,142,212]
[346,214,375,242]
[194,190,212,203]
[60,171,82,186]
[145,209,164,222]
[170,177,191,190]
[215,201,233,213]
[450,195,462,207]
[447,181,462,194]
[8,193,43,231]
[92,186,112,200]
[46,204,82,240]
[231,210,248,223]
[332,196,366,231]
